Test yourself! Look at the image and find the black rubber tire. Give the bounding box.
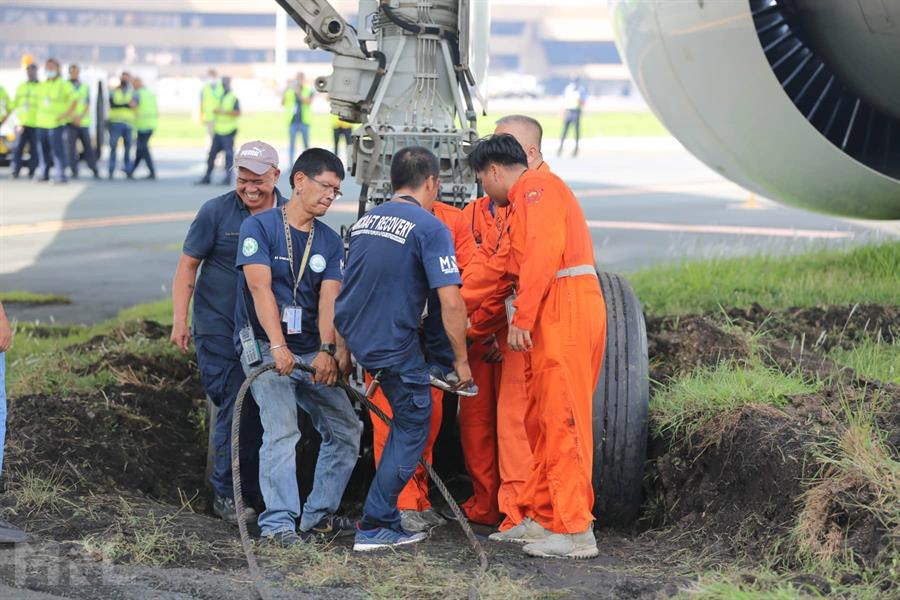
[593,271,650,525]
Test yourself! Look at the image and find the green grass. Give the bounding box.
[629,242,900,316]
[650,361,820,439]
[830,336,900,384]
[0,291,71,305]
[150,111,666,148]
[680,568,890,600]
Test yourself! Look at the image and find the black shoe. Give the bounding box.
[38,176,49,182]
[126,171,134,180]
[195,178,211,185]
[219,178,231,186]
[213,494,257,525]
[263,529,303,548]
[0,518,27,544]
[71,171,79,180]
[108,172,115,180]
[145,173,156,180]
[92,170,100,179]
[301,514,356,540]
[11,172,19,179]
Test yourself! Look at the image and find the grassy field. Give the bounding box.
[151,111,667,148]
[629,242,900,316]
[0,291,71,305]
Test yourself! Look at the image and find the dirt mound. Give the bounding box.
[725,303,898,351]
[646,315,751,382]
[646,403,815,558]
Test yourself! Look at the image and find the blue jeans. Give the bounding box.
[243,343,362,535]
[38,126,67,181]
[108,122,133,175]
[204,131,235,182]
[12,126,39,176]
[288,121,309,164]
[195,335,262,500]
[361,353,432,530]
[0,353,6,478]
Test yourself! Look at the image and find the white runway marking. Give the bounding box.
[585,220,852,239]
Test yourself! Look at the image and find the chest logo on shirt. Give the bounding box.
[242,237,259,257]
[309,254,327,273]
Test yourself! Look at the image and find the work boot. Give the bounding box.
[399,510,431,533]
[0,518,28,544]
[522,529,599,559]
[262,529,303,549]
[419,508,447,527]
[301,514,356,540]
[213,495,257,525]
[488,517,550,544]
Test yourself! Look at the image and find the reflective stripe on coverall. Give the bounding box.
[367,200,477,512]
[508,169,606,534]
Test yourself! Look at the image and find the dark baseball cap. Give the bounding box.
[234,141,279,175]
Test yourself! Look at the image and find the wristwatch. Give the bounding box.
[319,343,337,357]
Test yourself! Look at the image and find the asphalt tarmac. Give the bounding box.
[2,139,896,325]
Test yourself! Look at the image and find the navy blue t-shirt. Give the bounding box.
[183,189,286,338]
[334,201,461,369]
[236,208,344,355]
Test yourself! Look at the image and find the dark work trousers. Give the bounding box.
[194,334,262,500]
[131,129,156,177]
[203,131,236,183]
[360,353,432,531]
[66,124,98,177]
[421,290,455,372]
[37,126,67,181]
[559,109,582,154]
[333,127,351,155]
[11,126,39,177]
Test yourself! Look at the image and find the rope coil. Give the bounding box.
[230,361,489,600]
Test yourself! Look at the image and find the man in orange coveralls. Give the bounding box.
[467,134,605,559]
[366,198,477,533]
[458,115,549,529]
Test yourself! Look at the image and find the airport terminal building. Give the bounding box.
[0,0,628,95]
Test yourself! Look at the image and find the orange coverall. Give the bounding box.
[367,200,476,512]
[508,169,606,534]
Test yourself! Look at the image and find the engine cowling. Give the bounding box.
[611,0,900,220]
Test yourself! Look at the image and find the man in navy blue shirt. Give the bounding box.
[236,148,362,547]
[170,140,284,524]
[335,146,471,551]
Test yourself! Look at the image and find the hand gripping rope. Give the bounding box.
[231,361,489,600]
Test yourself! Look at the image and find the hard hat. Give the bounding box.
[21,53,34,68]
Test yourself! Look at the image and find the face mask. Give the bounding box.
[46,70,58,78]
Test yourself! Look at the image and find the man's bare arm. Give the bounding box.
[170,253,201,353]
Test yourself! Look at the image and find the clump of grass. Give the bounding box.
[680,568,890,599]
[267,543,549,599]
[651,360,820,439]
[0,291,71,305]
[829,335,900,385]
[630,242,900,316]
[793,397,899,568]
[80,501,218,567]
[9,466,74,515]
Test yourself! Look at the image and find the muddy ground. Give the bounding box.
[1,305,897,599]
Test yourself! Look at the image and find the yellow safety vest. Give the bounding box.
[69,81,91,127]
[109,87,135,125]
[284,85,313,125]
[0,85,9,121]
[213,91,239,136]
[13,81,41,128]
[134,88,158,131]
[35,78,73,129]
[201,82,223,122]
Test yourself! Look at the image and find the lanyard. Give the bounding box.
[282,206,315,305]
[394,194,421,207]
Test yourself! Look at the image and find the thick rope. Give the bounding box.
[231,361,489,600]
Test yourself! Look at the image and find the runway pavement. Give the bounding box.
[1,140,896,325]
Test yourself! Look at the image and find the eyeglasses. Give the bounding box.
[308,176,343,200]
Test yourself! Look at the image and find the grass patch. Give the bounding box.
[680,568,889,599]
[651,361,819,439]
[629,242,900,316]
[263,543,551,599]
[0,291,71,305]
[829,336,900,384]
[9,466,74,516]
[151,111,666,148]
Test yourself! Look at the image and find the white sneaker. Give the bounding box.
[487,517,550,544]
[522,529,599,559]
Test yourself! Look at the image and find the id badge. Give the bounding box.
[282,306,303,335]
[505,293,517,326]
